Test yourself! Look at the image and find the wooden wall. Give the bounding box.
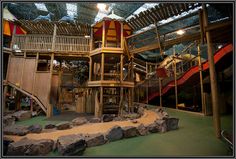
[7,56,24,86]
[22,58,36,93]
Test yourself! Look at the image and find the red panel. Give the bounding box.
[156,68,168,78]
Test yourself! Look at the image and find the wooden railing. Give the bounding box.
[13,34,90,54]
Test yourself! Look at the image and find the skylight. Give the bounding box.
[34,3,48,12]
[126,3,159,21]
[94,3,114,23]
[66,3,77,16]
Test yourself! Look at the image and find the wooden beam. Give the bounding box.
[202,4,221,138]
[198,44,205,115]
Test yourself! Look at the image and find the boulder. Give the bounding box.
[12,111,31,121]
[105,126,123,142]
[122,126,138,138]
[137,107,145,116]
[89,117,101,123]
[155,119,167,133]
[137,124,149,136]
[57,134,86,156]
[7,138,54,156]
[27,124,42,133]
[113,116,124,121]
[56,122,71,130]
[154,108,169,119]
[3,115,15,127]
[3,137,14,155]
[4,125,29,136]
[85,133,106,147]
[130,119,138,124]
[102,114,114,122]
[72,117,88,126]
[44,124,56,129]
[147,123,159,133]
[165,118,179,131]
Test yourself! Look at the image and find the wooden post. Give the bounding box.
[90,27,93,51]
[6,54,12,81]
[20,56,26,89]
[119,87,124,115]
[154,22,163,56]
[198,44,206,115]
[100,87,103,116]
[202,4,221,138]
[10,25,16,50]
[47,53,54,117]
[32,53,39,95]
[198,10,205,44]
[3,85,8,111]
[30,98,33,112]
[101,53,104,80]
[120,54,124,81]
[159,78,162,107]
[89,57,92,81]
[102,21,106,48]
[173,46,178,109]
[121,22,124,49]
[146,62,148,104]
[51,24,57,52]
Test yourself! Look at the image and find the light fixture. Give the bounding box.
[218,45,223,49]
[97,3,106,11]
[176,29,185,35]
[84,35,90,38]
[123,68,126,71]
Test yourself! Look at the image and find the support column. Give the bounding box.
[120,54,123,81]
[202,4,221,138]
[146,62,148,104]
[102,21,106,48]
[89,57,92,81]
[47,53,54,118]
[198,44,206,115]
[3,85,8,111]
[159,78,162,107]
[173,46,178,109]
[99,87,103,116]
[101,53,104,80]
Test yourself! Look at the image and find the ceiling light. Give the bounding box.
[176,29,185,35]
[218,45,223,49]
[97,3,106,11]
[84,35,90,38]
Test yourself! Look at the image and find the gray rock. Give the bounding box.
[113,116,124,121]
[3,137,14,155]
[12,111,31,121]
[3,115,15,127]
[72,117,87,126]
[57,134,86,156]
[137,107,145,116]
[165,118,179,131]
[56,122,71,130]
[85,133,106,147]
[44,124,56,129]
[27,124,42,133]
[106,126,123,142]
[122,126,138,138]
[137,124,149,136]
[89,117,101,123]
[4,125,29,136]
[102,114,114,122]
[147,123,159,133]
[7,138,54,156]
[155,119,167,133]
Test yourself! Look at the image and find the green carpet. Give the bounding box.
[16,108,233,157]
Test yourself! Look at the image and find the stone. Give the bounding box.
[12,110,31,121]
[130,119,138,124]
[27,124,42,133]
[113,116,124,121]
[89,117,101,123]
[56,122,71,130]
[147,123,159,133]
[3,137,14,155]
[3,115,15,127]
[57,134,86,156]
[7,138,54,156]
[137,124,149,136]
[165,118,179,131]
[122,126,138,138]
[4,125,30,136]
[44,124,56,129]
[85,133,106,147]
[105,126,123,142]
[155,119,167,133]
[102,114,114,122]
[137,107,145,116]
[72,117,88,126]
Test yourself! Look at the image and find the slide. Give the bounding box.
[148,43,233,102]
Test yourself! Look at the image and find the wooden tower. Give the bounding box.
[88,16,134,117]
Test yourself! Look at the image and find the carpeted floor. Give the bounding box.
[16,107,233,157]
